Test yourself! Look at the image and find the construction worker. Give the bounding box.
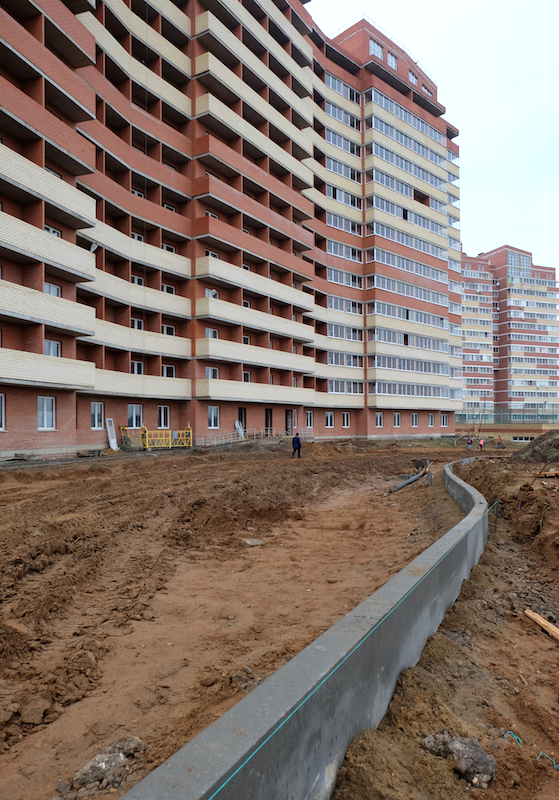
[497,435,503,449]
[291,430,302,459]
[479,438,485,452]
[467,436,473,450]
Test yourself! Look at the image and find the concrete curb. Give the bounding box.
[122,458,487,800]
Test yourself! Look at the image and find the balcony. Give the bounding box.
[0,279,95,335]
[86,319,190,357]
[94,369,191,399]
[196,337,315,373]
[0,213,96,282]
[195,297,314,341]
[195,378,315,405]
[0,348,95,390]
[90,270,191,317]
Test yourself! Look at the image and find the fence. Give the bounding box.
[196,427,313,447]
[122,458,488,800]
[139,426,192,449]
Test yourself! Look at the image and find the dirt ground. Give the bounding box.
[333,440,559,800]
[0,437,467,800]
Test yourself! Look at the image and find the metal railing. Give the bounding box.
[196,427,314,448]
[139,426,192,449]
[456,411,559,425]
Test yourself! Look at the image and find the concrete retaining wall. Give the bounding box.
[122,459,487,800]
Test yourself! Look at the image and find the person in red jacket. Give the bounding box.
[479,438,485,452]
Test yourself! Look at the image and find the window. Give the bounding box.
[38,397,55,430]
[91,402,104,430]
[242,335,250,345]
[131,275,144,286]
[44,225,61,237]
[162,364,175,377]
[44,282,61,297]
[0,394,5,430]
[412,413,419,427]
[162,283,175,294]
[205,210,219,219]
[409,71,418,86]
[206,367,219,379]
[369,39,383,59]
[206,250,219,259]
[162,324,175,336]
[243,300,251,308]
[163,203,176,212]
[44,340,61,357]
[208,405,219,429]
[243,371,251,382]
[440,413,448,427]
[205,288,219,299]
[158,405,170,429]
[306,410,313,428]
[394,412,401,428]
[428,413,434,427]
[387,53,397,69]
[205,327,219,339]
[131,232,144,241]
[131,361,144,374]
[292,378,297,387]
[162,243,176,253]
[325,411,334,428]
[343,412,350,428]
[128,404,143,428]
[376,412,383,428]
[131,318,144,330]
[131,188,144,197]
[242,264,251,271]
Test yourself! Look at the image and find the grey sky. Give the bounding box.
[308,0,559,270]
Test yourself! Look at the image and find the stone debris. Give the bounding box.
[421,730,496,788]
[19,695,51,725]
[238,537,264,547]
[73,753,126,787]
[54,736,145,797]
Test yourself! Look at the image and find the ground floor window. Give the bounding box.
[91,402,104,430]
[128,404,143,428]
[38,396,55,430]
[343,411,350,428]
[325,411,334,428]
[306,410,313,428]
[208,406,220,429]
[441,413,448,427]
[428,413,434,427]
[0,394,4,430]
[376,411,383,428]
[394,412,401,428]
[412,413,419,428]
[158,405,170,429]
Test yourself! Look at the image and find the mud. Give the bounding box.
[0,439,465,799]
[334,453,559,800]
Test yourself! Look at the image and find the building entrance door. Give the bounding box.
[265,408,272,435]
[285,409,293,435]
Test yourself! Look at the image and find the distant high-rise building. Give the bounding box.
[0,0,462,456]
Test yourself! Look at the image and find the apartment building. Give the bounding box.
[0,0,462,456]
[483,246,559,417]
[460,252,495,423]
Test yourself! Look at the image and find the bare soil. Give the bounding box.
[0,438,466,799]
[333,452,559,800]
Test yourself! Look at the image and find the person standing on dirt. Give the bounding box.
[292,431,301,459]
[467,436,473,451]
[479,438,485,452]
[497,435,503,449]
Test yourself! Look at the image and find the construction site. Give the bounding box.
[0,433,558,800]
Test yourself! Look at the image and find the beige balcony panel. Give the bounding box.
[313,333,363,354]
[316,393,365,408]
[313,76,363,117]
[367,105,448,158]
[312,162,364,198]
[364,155,447,202]
[94,369,191,399]
[87,319,190,357]
[307,130,362,169]
[364,127,448,182]
[366,368,454,387]
[195,337,315,373]
[371,209,448,248]
[196,378,315,405]
[195,297,314,342]
[366,316,449,338]
[78,15,190,116]
[365,342,454,365]
[367,395,462,411]
[0,348,95,390]
[313,307,364,327]
[195,257,314,311]
[146,0,191,36]
[0,279,95,335]
[0,145,96,228]
[195,94,311,188]
[304,188,363,223]
[0,213,96,281]
[102,0,191,74]
[314,364,365,380]
[79,222,190,278]
[90,270,191,317]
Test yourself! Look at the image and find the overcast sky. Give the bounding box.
[307,0,558,270]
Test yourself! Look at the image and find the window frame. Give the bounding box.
[38,396,56,430]
[325,411,334,429]
[376,411,383,428]
[91,401,104,430]
[208,405,220,429]
[394,412,401,428]
[411,412,419,428]
[306,410,313,429]
[440,413,449,428]
[205,327,219,339]
[44,282,61,297]
[205,366,219,379]
[428,413,435,428]
[242,371,251,382]
[0,393,5,430]
[158,405,170,429]
[131,360,144,375]
[162,364,175,378]
[127,404,143,429]
[342,411,350,428]
[44,339,61,357]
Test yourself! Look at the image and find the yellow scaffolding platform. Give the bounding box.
[139,426,192,450]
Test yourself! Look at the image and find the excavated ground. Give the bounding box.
[333,446,559,800]
[0,437,466,800]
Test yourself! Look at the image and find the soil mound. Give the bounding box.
[513,429,559,464]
